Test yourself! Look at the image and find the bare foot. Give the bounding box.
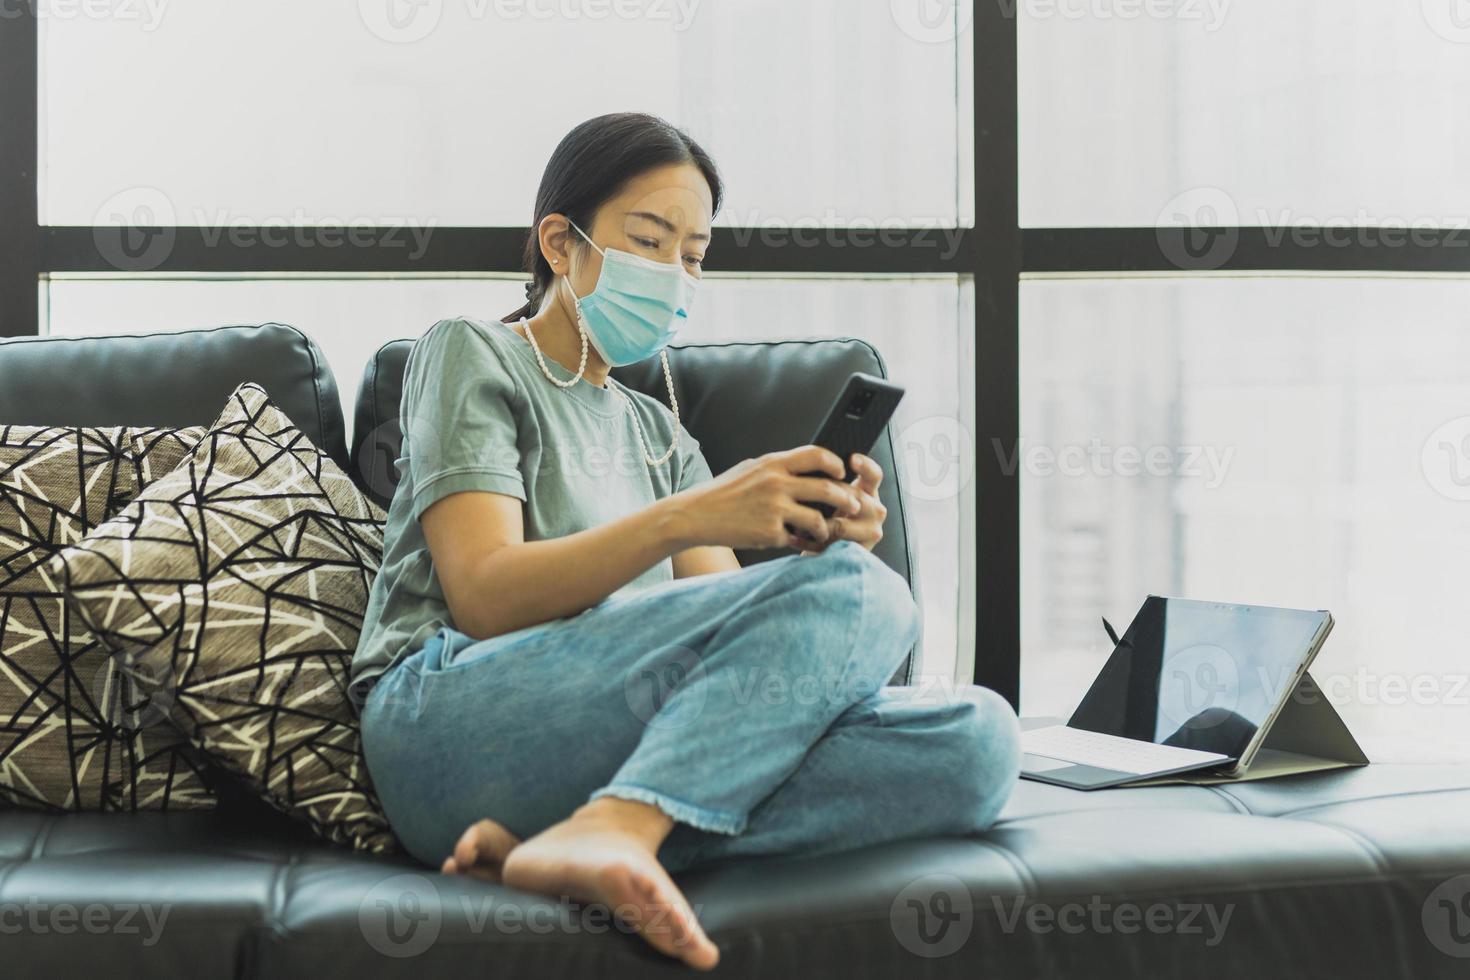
[441,818,521,883]
[501,798,720,970]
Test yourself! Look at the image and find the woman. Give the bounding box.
[354,112,1020,970]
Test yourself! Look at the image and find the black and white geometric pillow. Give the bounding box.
[47,384,398,852]
[0,424,216,811]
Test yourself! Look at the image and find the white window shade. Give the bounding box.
[41,1,965,228]
[1020,1,1470,228]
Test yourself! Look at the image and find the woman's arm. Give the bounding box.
[422,489,690,642]
[672,545,742,578]
[422,445,861,641]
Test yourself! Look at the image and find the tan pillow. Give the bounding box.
[46,384,396,852]
[0,425,216,811]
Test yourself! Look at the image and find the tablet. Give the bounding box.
[1067,596,1335,775]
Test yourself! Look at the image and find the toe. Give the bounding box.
[453,829,481,870]
[615,866,720,970]
[663,894,719,969]
[448,819,523,884]
[684,938,721,971]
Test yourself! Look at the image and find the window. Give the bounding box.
[8,3,1000,685]
[1020,275,1470,761]
[16,0,979,688]
[41,2,966,226]
[1020,2,1470,228]
[1011,2,1470,755]
[28,3,1461,730]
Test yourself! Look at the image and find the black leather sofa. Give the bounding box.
[2,323,1469,979]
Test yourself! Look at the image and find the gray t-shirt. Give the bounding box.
[350,315,714,702]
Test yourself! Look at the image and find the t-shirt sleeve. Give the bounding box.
[675,424,715,494]
[400,318,526,521]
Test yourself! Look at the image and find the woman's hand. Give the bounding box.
[810,453,887,553]
[665,445,863,551]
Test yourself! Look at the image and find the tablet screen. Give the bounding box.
[1067,597,1330,760]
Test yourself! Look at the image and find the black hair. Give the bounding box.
[502,112,723,323]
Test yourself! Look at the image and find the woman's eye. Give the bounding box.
[632,236,659,249]
[683,255,704,268]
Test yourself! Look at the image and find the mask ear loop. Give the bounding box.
[568,219,606,257]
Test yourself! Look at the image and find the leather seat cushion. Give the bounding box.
[4,765,1468,978]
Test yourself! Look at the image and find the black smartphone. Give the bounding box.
[799,372,906,518]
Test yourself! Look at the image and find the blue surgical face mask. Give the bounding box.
[563,219,700,366]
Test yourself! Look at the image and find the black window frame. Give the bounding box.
[8,7,1466,707]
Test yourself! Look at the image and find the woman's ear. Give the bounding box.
[538,214,575,274]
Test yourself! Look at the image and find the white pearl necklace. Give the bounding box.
[521,309,589,389]
[519,299,679,469]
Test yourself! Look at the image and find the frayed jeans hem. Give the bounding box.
[589,783,747,837]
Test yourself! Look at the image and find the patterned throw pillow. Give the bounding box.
[0,425,216,811]
[46,384,396,852]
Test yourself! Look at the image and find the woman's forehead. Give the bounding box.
[609,166,714,231]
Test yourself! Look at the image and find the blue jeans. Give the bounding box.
[359,539,1021,874]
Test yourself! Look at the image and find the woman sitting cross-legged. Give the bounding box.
[352,112,1021,970]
